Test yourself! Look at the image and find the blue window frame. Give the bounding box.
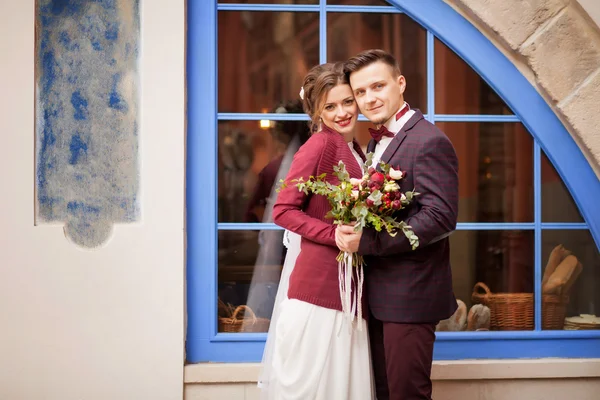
[187,0,600,363]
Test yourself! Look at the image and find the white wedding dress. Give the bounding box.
[258,230,375,400]
[258,139,375,400]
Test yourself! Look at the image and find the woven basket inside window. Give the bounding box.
[471,282,569,331]
[218,304,271,333]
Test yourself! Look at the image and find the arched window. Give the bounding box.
[187,0,600,363]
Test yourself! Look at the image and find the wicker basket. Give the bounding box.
[471,282,569,331]
[218,298,234,318]
[542,293,570,330]
[218,304,271,333]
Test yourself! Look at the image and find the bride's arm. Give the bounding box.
[273,134,336,247]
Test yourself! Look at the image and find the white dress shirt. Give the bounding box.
[371,102,415,166]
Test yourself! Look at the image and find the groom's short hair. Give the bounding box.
[344,49,401,78]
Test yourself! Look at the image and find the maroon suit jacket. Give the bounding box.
[273,125,367,313]
[358,110,459,324]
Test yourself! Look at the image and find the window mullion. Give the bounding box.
[319,0,326,64]
[427,31,435,123]
[534,141,542,331]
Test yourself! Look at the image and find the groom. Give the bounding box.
[336,49,459,400]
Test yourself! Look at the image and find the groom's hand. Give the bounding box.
[335,225,362,253]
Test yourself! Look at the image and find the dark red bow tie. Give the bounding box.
[368,125,394,143]
[368,105,410,143]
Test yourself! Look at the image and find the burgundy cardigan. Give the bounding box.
[273,125,365,313]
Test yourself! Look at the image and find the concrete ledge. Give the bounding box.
[184,359,600,383]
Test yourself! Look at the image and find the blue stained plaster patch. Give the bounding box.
[69,133,88,164]
[91,40,103,51]
[105,22,119,41]
[109,73,128,112]
[35,0,140,248]
[70,91,88,120]
[67,201,100,215]
[51,0,82,16]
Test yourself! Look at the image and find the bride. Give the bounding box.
[257,62,374,399]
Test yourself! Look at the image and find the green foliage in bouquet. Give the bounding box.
[278,153,420,250]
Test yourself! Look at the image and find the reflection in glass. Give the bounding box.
[435,122,533,223]
[220,0,317,3]
[542,230,600,330]
[218,230,285,333]
[218,12,319,113]
[435,39,512,115]
[218,104,311,223]
[443,230,534,332]
[327,0,390,5]
[327,13,427,111]
[541,152,584,223]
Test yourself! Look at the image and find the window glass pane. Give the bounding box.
[435,122,533,223]
[542,152,584,223]
[542,230,600,330]
[218,229,285,333]
[218,12,319,113]
[218,113,311,223]
[440,230,534,332]
[327,13,427,112]
[327,0,389,4]
[435,39,512,115]
[220,0,317,3]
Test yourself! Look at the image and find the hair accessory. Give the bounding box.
[299,86,305,100]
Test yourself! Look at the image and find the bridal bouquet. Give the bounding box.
[279,153,420,328]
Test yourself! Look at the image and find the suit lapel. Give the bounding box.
[378,131,407,169]
[378,110,424,167]
[367,139,376,154]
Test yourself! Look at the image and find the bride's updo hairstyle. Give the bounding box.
[301,62,349,133]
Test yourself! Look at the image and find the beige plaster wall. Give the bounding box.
[184,360,600,399]
[444,0,600,177]
[0,1,185,399]
[185,379,600,400]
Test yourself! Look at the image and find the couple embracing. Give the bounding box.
[258,49,459,400]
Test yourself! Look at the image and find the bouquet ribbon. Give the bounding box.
[338,251,364,333]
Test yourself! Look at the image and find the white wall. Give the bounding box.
[0,1,185,399]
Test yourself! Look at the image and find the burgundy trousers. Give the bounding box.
[369,311,437,400]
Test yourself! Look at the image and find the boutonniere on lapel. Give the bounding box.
[277,152,420,330]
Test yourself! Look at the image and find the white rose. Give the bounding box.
[384,182,400,192]
[349,178,363,186]
[389,167,403,180]
[351,190,359,200]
